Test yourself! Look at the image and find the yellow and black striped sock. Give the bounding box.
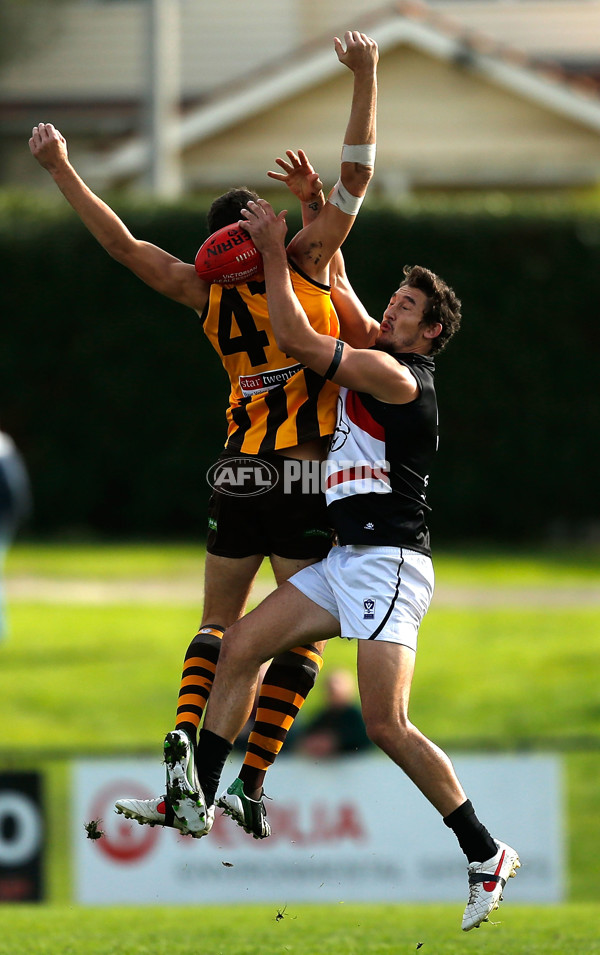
[239,644,323,796]
[175,625,224,744]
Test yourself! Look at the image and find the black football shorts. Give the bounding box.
[206,449,333,559]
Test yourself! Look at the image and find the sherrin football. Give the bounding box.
[195,224,262,285]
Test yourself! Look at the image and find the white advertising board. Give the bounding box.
[73,754,564,905]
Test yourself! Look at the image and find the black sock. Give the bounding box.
[196,728,233,808]
[443,799,497,863]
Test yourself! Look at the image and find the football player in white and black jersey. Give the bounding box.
[190,198,521,933]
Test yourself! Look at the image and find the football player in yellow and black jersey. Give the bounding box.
[30,30,378,840]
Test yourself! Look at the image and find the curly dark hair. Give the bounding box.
[401,265,462,355]
[207,187,261,233]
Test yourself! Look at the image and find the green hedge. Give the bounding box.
[2,198,599,542]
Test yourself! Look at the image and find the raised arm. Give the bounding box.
[284,31,378,284]
[241,200,418,404]
[29,123,209,313]
[268,148,325,227]
[270,146,379,349]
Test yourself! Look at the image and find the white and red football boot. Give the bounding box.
[462,839,521,931]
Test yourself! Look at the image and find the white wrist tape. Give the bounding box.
[341,143,376,167]
[328,179,364,216]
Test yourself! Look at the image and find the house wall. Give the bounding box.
[0,0,372,102]
[373,49,600,187]
[4,0,600,193]
[178,47,600,195]
[3,0,600,104]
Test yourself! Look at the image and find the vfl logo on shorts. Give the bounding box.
[363,598,376,620]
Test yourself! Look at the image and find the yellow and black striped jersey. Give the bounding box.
[201,261,340,455]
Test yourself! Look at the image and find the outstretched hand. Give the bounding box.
[333,31,378,72]
[29,123,69,172]
[267,149,324,204]
[239,200,288,256]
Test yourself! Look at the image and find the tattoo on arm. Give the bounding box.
[303,240,323,266]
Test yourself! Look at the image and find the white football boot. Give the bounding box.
[462,839,521,931]
[163,729,212,836]
[114,794,214,838]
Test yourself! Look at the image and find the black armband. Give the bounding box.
[323,339,345,380]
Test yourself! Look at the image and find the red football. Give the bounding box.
[195,224,262,285]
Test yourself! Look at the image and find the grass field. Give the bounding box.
[4,542,600,752]
[4,601,599,752]
[1,542,599,950]
[1,902,599,954]
[6,539,600,582]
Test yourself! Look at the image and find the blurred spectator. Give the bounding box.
[0,430,31,641]
[294,668,373,758]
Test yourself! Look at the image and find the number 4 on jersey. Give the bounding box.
[217,284,270,366]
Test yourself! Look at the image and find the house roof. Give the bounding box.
[93,0,600,184]
[428,0,600,65]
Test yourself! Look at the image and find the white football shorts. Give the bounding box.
[289,544,434,651]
